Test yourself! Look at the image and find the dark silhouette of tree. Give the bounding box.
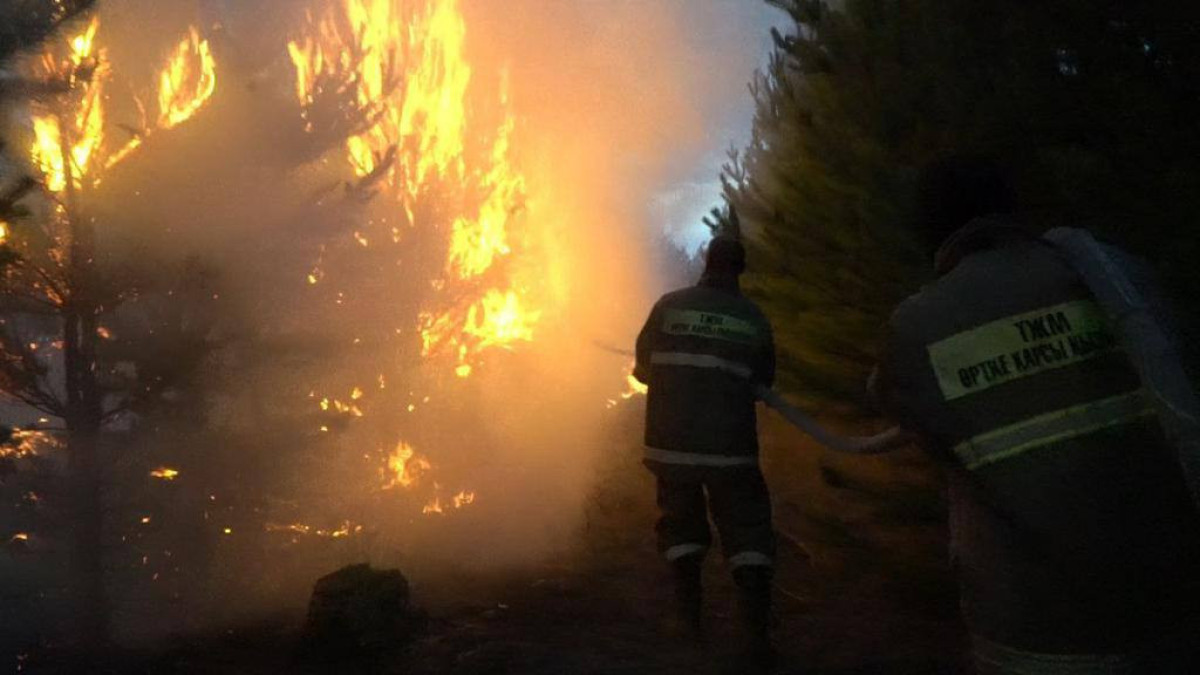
[0,1,96,63]
[0,1,96,102]
[727,0,1200,410]
[0,7,221,648]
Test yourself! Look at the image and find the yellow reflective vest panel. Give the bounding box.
[874,222,1200,654]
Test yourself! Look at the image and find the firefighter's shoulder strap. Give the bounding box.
[1043,227,1200,508]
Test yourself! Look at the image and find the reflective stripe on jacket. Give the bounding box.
[873,218,1200,653]
[635,276,775,465]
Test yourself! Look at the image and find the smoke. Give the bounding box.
[7,0,780,634]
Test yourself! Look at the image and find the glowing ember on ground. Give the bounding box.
[422,487,476,515]
[1,429,61,459]
[422,497,444,515]
[149,467,180,481]
[381,441,431,490]
[265,521,364,538]
[317,389,365,418]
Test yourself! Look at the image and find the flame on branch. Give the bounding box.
[28,18,218,191]
[288,0,469,198]
[157,27,217,130]
[30,17,105,193]
[290,0,543,379]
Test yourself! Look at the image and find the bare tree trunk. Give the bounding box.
[61,120,109,649]
[64,417,107,648]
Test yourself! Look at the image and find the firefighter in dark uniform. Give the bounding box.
[633,234,777,665]
[870,157,1200,673]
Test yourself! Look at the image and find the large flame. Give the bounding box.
[30,18,105,193]
[28,18,218,192]
[158,27,218,130]
[289,0,470,199]
[290,0,542,379]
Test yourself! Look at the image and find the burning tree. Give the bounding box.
[263,0,557,528]
[0,15,218,645]
[2,0,645,649]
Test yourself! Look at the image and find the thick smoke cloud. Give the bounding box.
[11,0,780,631]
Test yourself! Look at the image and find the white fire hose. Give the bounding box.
[596,342,911,455]
[753,386,912,455]
[1044,228,1200,507]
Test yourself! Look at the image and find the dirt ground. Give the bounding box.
[13,412,970,674]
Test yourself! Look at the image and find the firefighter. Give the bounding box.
[869,156,1200,673]
[632,231,777,668]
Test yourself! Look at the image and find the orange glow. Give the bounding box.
[607,362,648,409]
[422,496,444,515]
[290,0,544,379]
[1,429,60,460]
[157,27,217,130]
[317,390,365,418]
[30,18,217,188]
[30,18,105,193]
[149,467,180,481]
[265,521,364,538]
[622,361,648,400]
[288,0,469,192]
[381,441,432,490]
[423,488,475,515]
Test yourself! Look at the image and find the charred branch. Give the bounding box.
[0,0,98,64]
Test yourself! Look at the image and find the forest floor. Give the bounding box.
[15,414,970,674]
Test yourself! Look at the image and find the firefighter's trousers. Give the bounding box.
[650,464,776,571]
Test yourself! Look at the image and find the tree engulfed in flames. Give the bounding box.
[288,0,540,381]
[29,18,217,194]
[288,0,555,516]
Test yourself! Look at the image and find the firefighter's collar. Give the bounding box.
[934,217,1035,277]
[697,273,742,293]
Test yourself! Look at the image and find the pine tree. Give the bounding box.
[0,12,223,647]
[0,1,96,64]
[727,0,1200,411]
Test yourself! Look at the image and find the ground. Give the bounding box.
[13,412,969,674]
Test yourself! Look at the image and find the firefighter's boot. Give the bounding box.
[666,554,704,642]
[733,566,776,672]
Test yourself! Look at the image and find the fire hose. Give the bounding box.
[596,342,911,455]
[753,386,911,455]
[1044,228,1200,507]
